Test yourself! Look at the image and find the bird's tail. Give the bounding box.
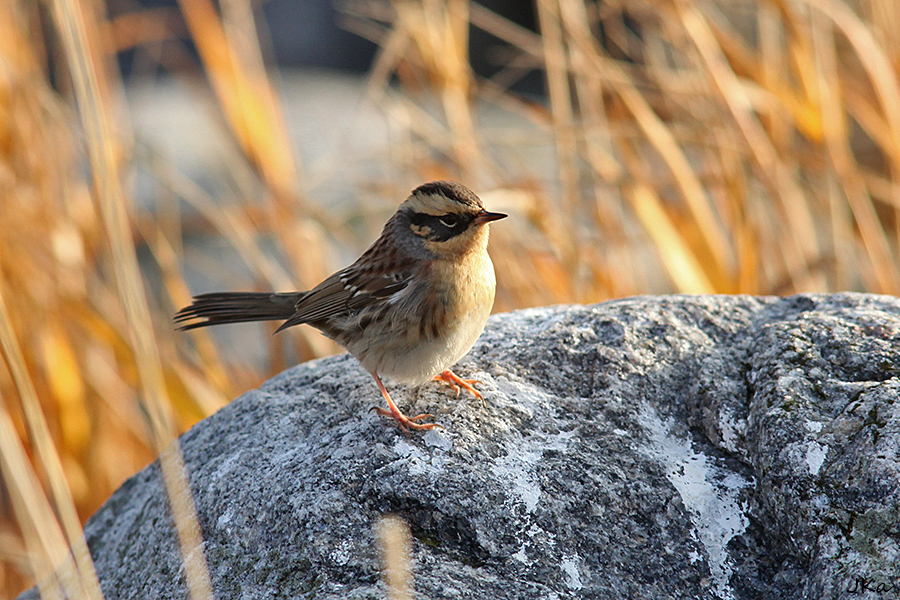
[174,292,303,331]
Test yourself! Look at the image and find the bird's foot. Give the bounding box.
[434,370,485,408]
[370,372,443,433]
[372,406,442,433]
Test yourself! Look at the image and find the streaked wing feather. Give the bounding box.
[281,265,412,330]
[346,273,408,307]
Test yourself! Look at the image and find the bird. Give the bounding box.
[175,181,507,432]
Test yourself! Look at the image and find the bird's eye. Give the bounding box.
[439,214,460,228]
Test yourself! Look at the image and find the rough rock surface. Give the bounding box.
[19,294,900,599]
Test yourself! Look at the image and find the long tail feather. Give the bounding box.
[174,292,303,331]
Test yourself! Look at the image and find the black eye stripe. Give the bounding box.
[408,212,432,227]
[408,211,474,241]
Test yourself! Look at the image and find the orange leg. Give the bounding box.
[370,372,442,433]
[434,369,485,408]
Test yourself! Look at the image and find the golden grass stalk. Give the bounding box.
[176,0,299,200]
[628,182,716,293]
[47,0,212,599]
[677,0,823,288]
[0,287,102,600]
[809,7,900,293]
[810,0,900,167]
[536,0,580,212]
[376,515,413,600]
[0,400,81,600]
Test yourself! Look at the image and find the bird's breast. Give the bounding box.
[356,249,496,384]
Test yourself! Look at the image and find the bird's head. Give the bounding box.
[396,181,507,258]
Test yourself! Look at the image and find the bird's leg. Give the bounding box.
[370,372,442,432]
[434,369,485,408]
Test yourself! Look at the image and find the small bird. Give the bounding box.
[175,181,507,431]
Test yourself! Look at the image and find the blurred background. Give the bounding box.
[3,0,900,596]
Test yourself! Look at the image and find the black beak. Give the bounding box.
[473,210,508,225]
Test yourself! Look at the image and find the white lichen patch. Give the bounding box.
[560,554,584,590]
[423,428,453,451]
[216,509,233,529]
[639,405,751,600]
[331,540,352,566]
[484,399,578,570]
[717,405,744,454]
[392,438,447,479]
[805,420,824,433]
[512,544,529,564]
[493,377,555,418]
[805,441,828,476]
[492,447,543,513]
[490,417,575,514]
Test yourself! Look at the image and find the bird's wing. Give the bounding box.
[275,241,414,332]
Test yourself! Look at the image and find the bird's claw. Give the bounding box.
[434,370,485,408]
[372,406,443,433]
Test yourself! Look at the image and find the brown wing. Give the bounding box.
[274,238,414,332]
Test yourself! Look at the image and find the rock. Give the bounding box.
[18,294,900,599]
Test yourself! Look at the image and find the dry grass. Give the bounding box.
[377,515,413,600]
[3,0,900,596]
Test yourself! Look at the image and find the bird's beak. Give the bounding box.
[473,210,508,225]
